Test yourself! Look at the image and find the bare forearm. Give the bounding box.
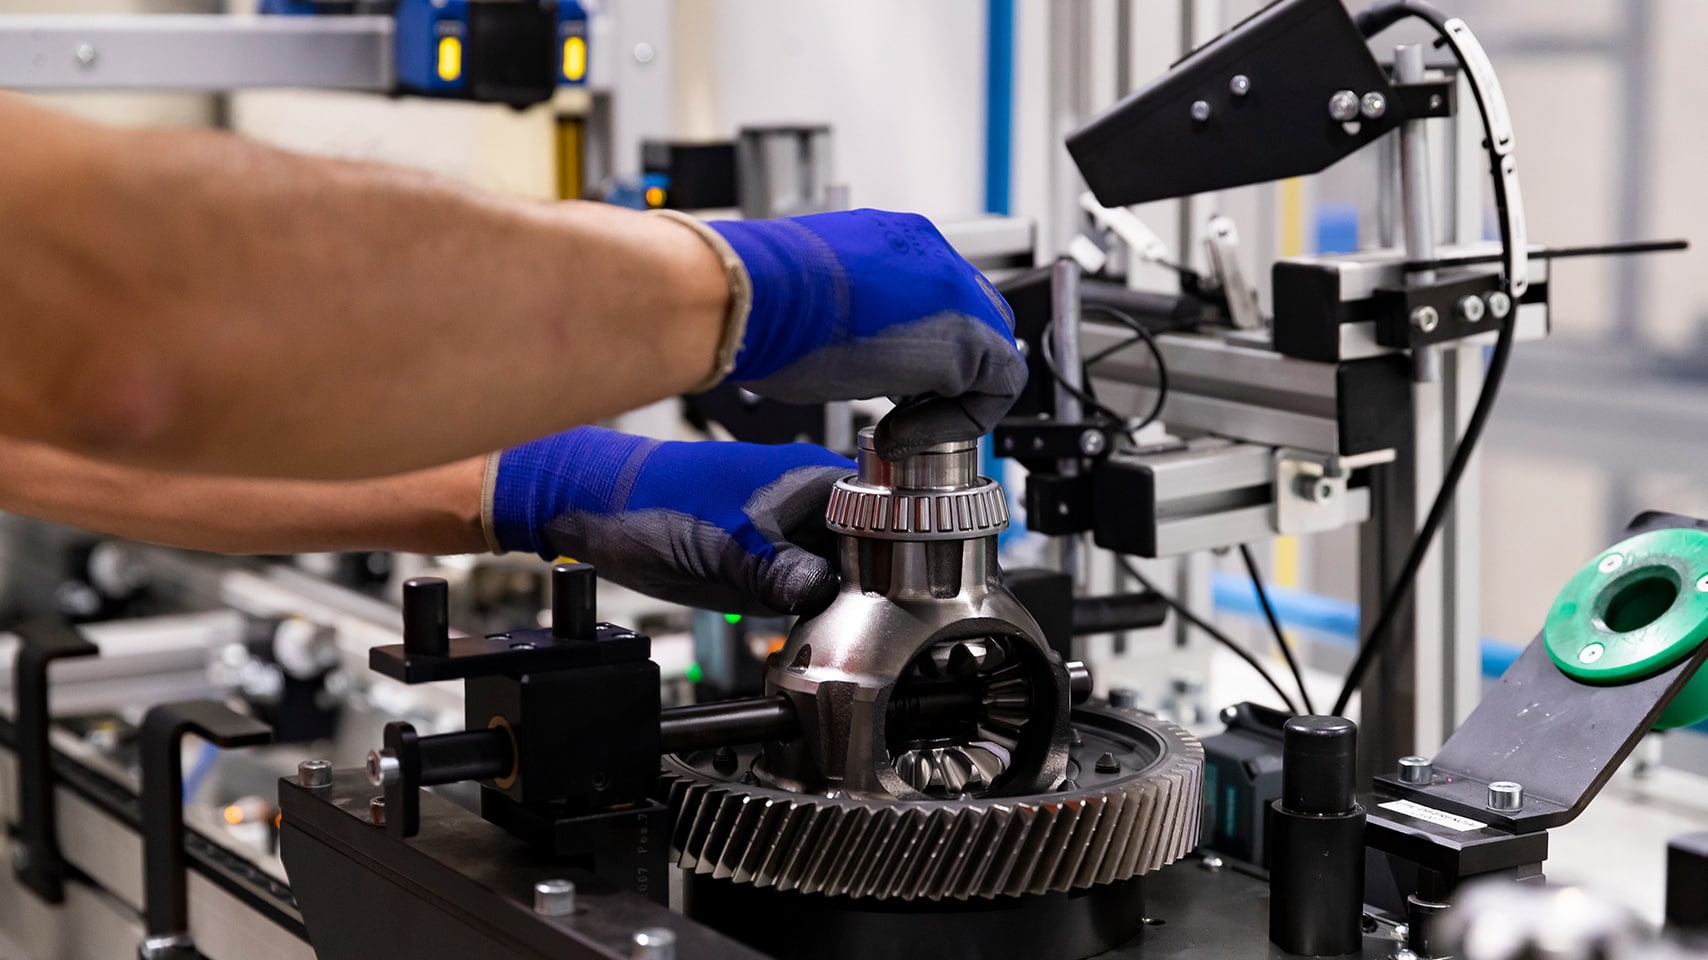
[0,440,488,556]
[0,95,726,478]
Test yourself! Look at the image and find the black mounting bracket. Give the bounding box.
[138,700,271,957]
[11,620,98,904]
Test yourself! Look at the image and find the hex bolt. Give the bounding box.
[366,749,400,787]
[1486,290,1513,320]
[534,878,577,917]
[1095,752,1121,774]
[1328,89,1360,121]
[1397,755,1433,785]
[1108,687,1140,709]
[298,759,332,789]
[1410,305,1440,334]
[1079,429,1107,456]
[1229,74,1251,97]
[1190,99,1212,122]
[1360,91,1387,119]
[1486,780,1524,811]
[1457,295,1486,323]
[631,927,677,960]
[712,747,739,774]
[369,796,387,826]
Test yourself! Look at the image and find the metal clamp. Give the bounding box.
[139,701,271,958]
[11,620,98,903]
[1274,448,1394,536]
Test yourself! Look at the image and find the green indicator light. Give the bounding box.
[686,662,703,684]
[724,613,743,625]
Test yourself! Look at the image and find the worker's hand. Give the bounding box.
[487,427,853,615]
[709,209,1026,460]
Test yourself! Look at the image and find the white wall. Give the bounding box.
[670,0,988,220]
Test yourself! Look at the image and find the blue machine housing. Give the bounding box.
[556,0,589,87]
[393,0,470,96]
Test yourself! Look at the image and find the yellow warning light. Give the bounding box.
[644,186,666,208]
[563,35,588,82]
[224,805,244,825]
[437,36,463,82]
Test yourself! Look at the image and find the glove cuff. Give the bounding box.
[480,451,505,555]
[652,209,752,392]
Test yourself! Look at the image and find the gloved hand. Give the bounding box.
[486,427,853,615]
[707,209,1026,460]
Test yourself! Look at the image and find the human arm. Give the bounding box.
[0,436,487,556]
[0,428,850,614]
[0,94,729,478]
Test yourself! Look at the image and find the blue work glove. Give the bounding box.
[487,427,853,615]
[709,209,1026,460]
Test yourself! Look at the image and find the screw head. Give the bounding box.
[1457,295,1487,323]
[1095,752,1121,774]
[298,759,332,789]
[1229,74,1251,96]
[1190,99,1212,122]
[74,43,96,68]
[1696,574,1708,593]
[1599,553,1625,574]
[1486,290,1513,320]
[1397,755,1434,785]
[1410,305,1440,333]
[366,749,400,787]
[632,41,656,64]
[368,796,387,825]
[534,878,577,916]
[631,927,677,960]
[1486,780,1524,811]
[1078,429,1107,456]
[1428,94,1444,110]
[1328,89,1361,121]
[1360,91,1388,119]
[1579,643,1605,664]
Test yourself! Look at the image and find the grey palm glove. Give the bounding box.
[485,427,853,615]
[702,209,1028,460]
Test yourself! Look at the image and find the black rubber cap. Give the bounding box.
[401,577,449,657]
[1282,715,1357,814]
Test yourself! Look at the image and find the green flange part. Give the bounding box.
[1543,527,1708,728]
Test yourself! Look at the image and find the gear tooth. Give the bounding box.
[941,808,994,901]
[699,792,744,877]
[731,800,783,883]
[1004,802,1053,898]
[752,799,804,888]
[1072,790,1117,890]
[1027,799,1080,896]
[852,806,910,899]
[773,803,826,893]
[1052,794,1104,890]
[866,807,925,899]
[916,807,974,901]
[823,805,881,898]
[1099,786,1144,886]
[886,807,945,901]
[680,783,723,869]
[713,795,760,880]
[796,806,850,895]
[1128,779,1164,877]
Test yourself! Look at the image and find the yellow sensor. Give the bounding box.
[563,35,587,82]
[437,36,463,82]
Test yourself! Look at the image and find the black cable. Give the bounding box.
[1115,554,1301,715]
[1330,1,1522,717]
[1039,317,1128,424]
[1238,544,1315,715]
[1081,304,1169,432]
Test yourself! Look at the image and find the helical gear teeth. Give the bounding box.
[661,713,1202,902]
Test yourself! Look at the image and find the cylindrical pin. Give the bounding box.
[1398,755,1434,785]
[402,578,449,657]
[1270,716,1365,957]
[552,563,597,640]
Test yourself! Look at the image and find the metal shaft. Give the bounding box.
[1396,43,1441,384]
[1050,258,1084,582]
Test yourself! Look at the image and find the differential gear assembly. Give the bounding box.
[661,428,1206,960]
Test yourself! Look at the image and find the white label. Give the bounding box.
[1379,799,1488,832]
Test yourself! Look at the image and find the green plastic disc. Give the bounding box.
[1543,527,1708,728]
